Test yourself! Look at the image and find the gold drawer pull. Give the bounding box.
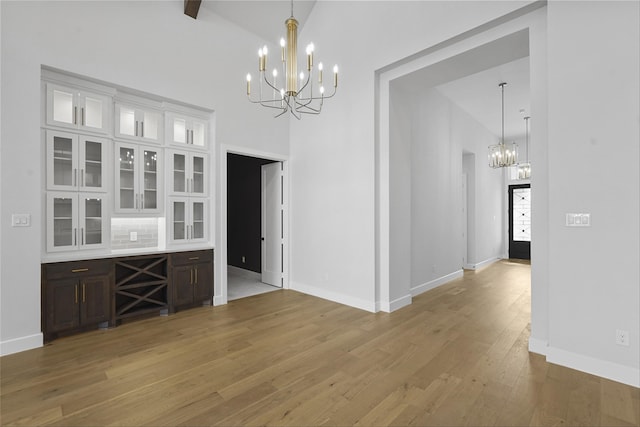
[71,268,89,273]
[188,257,199,260]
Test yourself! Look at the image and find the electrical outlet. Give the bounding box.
[129,231,137,242]
[242,256,246,263]
[616,329,629,346]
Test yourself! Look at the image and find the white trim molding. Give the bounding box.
[464,256,500,271]
[411,270,464,297]
[290,281,377,313]
[380,294,412,313]
[546,346,640,388]
[528,337,548,355]
[0,333,43,356]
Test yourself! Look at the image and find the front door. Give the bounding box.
[509,184,531,260]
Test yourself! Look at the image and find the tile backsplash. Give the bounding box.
[111,217,159,250]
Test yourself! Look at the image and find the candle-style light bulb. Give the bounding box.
[280,38,286,62]
[318,62,323,84]
[262,45,268,70]
[320,86,325,95]
[258,48,264,71]
[299,72,305,81]
[246,73,252,95]
[333,64,339,87]
[306,43,314,70]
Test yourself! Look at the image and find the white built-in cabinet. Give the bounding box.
[46,83,111,134]
[166,150,207,197]
[169,198,207,244]
[114,142,162,214]
[166,112,208,148]
[46,130,109,192]
[115,103,162,144]
[43,71,212,256]
[46,192,108,252]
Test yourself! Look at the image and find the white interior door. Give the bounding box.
[261,162,282,287]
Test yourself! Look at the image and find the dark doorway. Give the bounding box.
[508,184,531,260]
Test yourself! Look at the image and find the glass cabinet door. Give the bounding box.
[51,87,74,126]
[82,95,104,130]
[117,146,136,210]
[79,136,108,192]
[80,195,105,248]
[47,193,78,252]
[118,106,136,137]
[191,201,205,240]
[172,117,187,144]
[191,120,206,147]
[191,155,205,195]
[116,104,161,142]
[172,200,187,242]
[171,152,187,194]
[143,149,158,210]
[47,131,76,191]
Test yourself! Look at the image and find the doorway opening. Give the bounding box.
[226,153,283,300]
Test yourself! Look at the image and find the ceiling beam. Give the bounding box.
[184,0,202,19]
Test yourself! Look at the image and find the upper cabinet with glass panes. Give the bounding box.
[165,112,208,149]
[115,103,162,144]
[46,130,109,193]
[46,83,112,134]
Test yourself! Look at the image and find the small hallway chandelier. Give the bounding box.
[488,82,518,168]
[245,0,338,119]
[517,116,531,179]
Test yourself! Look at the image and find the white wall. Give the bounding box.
[545,0,639,385]
[289,0,528,311]
[0,0,289,354]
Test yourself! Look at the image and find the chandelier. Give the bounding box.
[488,82,518,168]
[517,116,531,179]
[245,0,338,119]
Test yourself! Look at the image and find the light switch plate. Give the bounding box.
[129,231,137,241]
[566,213,591,227]
[11,214,31,227]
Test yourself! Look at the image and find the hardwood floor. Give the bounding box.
[2,260,638,426]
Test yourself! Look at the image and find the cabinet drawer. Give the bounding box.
[44,259,111,279]
[170,250,213,266]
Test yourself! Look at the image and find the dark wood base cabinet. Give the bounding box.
[42,259,112,342]
[170,250,214,311]
[42,249,214,342]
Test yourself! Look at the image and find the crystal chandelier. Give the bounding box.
[517,116,531,179]
[488,82,518,168]
[245,0,338,119]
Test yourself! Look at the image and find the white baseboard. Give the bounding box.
[227,265,261,280]
[290,281,377,313]
[0,333,43,356]
[379,294,412,313]
[528,337,548,355]
[464,257,500,271]
[546,345,640,388]
[411,269,463,297]
[213,295,226,306]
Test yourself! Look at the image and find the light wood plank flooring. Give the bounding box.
[1,261,638,426]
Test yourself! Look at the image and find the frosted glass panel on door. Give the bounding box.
[192,122,205,146]
[513,188,531,242]
[53,135,74,186]
[173,118,186,143]
[83,140,102,188]
[143,150,158,209]
[53,90,74,124]
[192,156,204,194]
[119,147,135,209]
[142,112,159,140]
[119,108,136,136]
[84,198,102,245]
[173,153,186,192]
[173,202,186,240]
[84,96,103,129]
[53,197,73,247]
[192,202,204,239]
